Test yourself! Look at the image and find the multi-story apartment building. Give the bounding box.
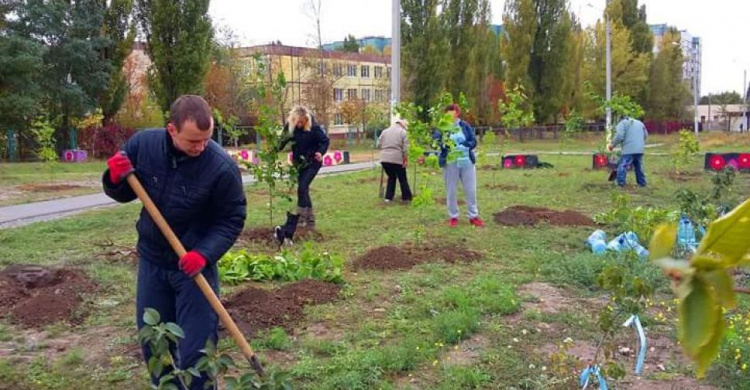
[650,24,702,99]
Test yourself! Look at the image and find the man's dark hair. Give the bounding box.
[169,95,213,131]
[445,103,461,115]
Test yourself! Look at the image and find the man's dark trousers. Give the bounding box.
[616,153,647,187]
[136,258,219,389]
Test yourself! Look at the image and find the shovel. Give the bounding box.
[378,165,385,198]
[125,174,266,377]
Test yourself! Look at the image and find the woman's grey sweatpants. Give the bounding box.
[443,162,479,219]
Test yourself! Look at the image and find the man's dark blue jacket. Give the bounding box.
[102,129,247,269]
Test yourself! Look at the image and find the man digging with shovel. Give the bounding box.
[102,95,247,389]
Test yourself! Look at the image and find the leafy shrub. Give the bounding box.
[78,124,135,159]
[218,243,344,285]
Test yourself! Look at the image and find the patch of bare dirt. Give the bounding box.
[224,279,341,336]
[665,171,703,182]
[302,322,345,342]
[0,265,97,328]
[0,326,135,365]
[352,243,483,271]
[622,377,715,390]
[444,335,489,367]
[517,282,571,314]
[537,330,716,389]
[493,205,596,227]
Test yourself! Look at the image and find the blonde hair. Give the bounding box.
[287,105,312,132]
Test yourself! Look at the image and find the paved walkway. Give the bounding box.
[0,161,377,229]
[490,143,667,156]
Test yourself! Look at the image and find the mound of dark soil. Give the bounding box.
[0,265,97,328]
[493,205,595,227]
[352,244,483,271]
[224,279,341,335]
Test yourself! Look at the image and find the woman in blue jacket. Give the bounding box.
[435,104,483,227]
[278,106,330,228]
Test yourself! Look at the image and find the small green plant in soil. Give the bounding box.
[218,243,344,285]
[594,192,675,240]
[411,185,433,245]
[674,165,737,229]
[32,116,59,179]
[139,308,292,390]
[498,85,534,141]
[561,109,584,153]
[671,129,700,174]
[244,53,297,225]
[585,83,644,152]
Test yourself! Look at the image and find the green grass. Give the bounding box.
[0,161,105,186]
[0,132,749,389]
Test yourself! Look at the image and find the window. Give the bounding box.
[361,65,370,78]
[333,88,343,102]
[374,89,386,102]
[374,66,383,78]
[333,64,344,77]
[318,62,326,75]
[347,89,358,100]
[347,65,357,77]
[361,88,371,102]
[334,113,343,125]
[386,66,391,79]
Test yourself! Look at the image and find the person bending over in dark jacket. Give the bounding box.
[277,105,330,228]
[102,95,247,390]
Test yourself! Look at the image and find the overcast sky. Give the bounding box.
[208,0,750,96]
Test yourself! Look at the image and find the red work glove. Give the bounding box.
[179,250,206,277]
[107,151,134,184]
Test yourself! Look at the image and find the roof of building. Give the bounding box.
[238,44,391,64]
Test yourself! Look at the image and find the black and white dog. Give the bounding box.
[273,212,300,248]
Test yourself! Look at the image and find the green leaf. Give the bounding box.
[703,269,736,309]
[691,255,725,271]
[144,308,161,326]
[694,305,725,378]
[697,198,750,265]
[679,277,718,358]
[649,223,677,261]
[164,323,185,339]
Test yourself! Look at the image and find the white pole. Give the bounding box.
[605,0,612,130]
[694,74,699,135]
[390,0,401,123]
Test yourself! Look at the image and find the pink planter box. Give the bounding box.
[61,149,88,162]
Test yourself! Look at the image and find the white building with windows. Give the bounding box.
[650,24,702,100]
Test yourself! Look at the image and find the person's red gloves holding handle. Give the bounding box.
[107,151,206,277]
[179,251,206,277]
[107,151,134,184]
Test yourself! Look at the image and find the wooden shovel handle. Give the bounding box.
[125,174,265,376]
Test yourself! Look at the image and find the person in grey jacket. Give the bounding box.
[608,116,648,187]
[378,119,412,202]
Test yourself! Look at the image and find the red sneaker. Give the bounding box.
[469,217,484,227]
[449,218,459,227]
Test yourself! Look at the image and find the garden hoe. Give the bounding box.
[378,164,384,199]
[125,173,266,378]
